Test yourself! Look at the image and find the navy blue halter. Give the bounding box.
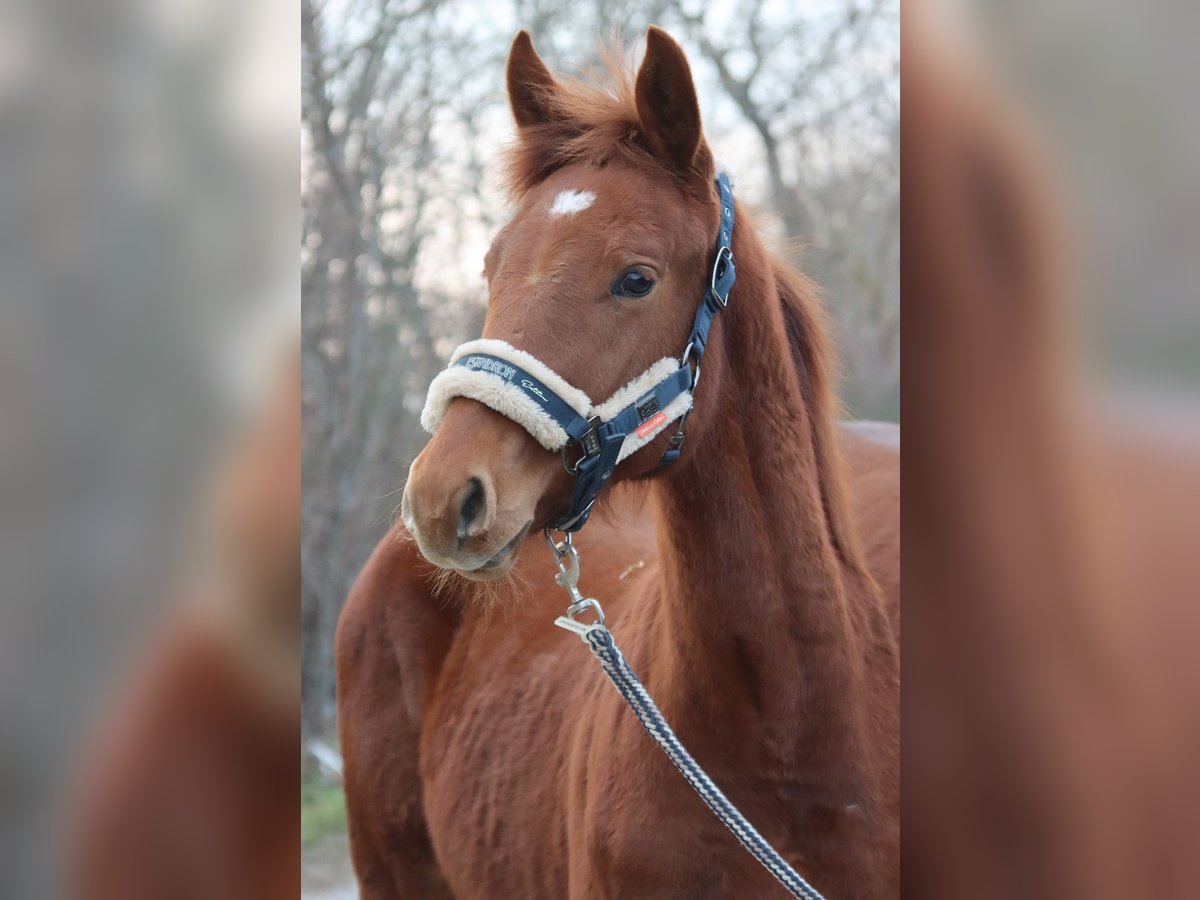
[447,173,736,532]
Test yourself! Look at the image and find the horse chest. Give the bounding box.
[420,641,581,897]
[421,644,801,899]
[565,699,810,898]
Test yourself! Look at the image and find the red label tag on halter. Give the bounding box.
[635,411,668,438]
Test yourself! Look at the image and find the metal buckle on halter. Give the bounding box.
[552,496,595,534]
[561,415,602,475]
[710,245,734,308]
[680,342,702,390]
[662,409,691,459]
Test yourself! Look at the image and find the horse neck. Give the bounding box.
[649,240,873,763]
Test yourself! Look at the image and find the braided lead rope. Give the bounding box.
[578,624,826,900]
[548,534,825,899]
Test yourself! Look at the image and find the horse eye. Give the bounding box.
[612,268,656,298]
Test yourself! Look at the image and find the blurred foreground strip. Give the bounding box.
[70,355,300,899]
[0,0,297,896]
[904,2,1200,898]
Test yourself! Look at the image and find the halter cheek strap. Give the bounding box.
[420,173,736,533]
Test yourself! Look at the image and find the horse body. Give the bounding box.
[339,27,899,899]
[340,423,898,899]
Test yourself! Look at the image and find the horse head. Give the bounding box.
[403,28,729,580]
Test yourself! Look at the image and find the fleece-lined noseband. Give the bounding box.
[421,173,736,532]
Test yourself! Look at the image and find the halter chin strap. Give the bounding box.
[421,173,736,532]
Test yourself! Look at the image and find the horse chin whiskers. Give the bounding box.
[427,555,533,617]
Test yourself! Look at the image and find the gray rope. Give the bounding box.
[580,624,826,900]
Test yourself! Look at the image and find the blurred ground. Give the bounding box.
[302,831,357,900]
[301,775,355,896]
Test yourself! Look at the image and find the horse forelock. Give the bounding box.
[500,46,714,201]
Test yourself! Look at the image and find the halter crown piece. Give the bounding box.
[421,173,736,533]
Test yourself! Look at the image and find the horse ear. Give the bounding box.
[506,30,559,129]
[635,27,704,172]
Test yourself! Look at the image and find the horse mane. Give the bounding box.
[503,46,866,577]
[501,48,713,199]
[773,259,868,576]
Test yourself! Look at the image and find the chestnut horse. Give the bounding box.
[337,28,899,899]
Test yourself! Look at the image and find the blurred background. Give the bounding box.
[300,1,898,888]
[298,0,900,752]
[0,0,296,896]
[903,1,1200,898]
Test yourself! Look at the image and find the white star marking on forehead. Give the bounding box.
[548,189,596,218]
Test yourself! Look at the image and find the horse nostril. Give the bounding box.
[457,477,487,544]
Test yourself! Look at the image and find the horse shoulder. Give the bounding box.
[336,525,457,899]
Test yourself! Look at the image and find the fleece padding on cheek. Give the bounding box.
[420,339,692,461]
[591,356,693,462]
[614,390,692,462]
[421,365,572,451]
[420,339,591,452]
[452,339,593,413]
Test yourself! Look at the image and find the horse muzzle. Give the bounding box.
[403,400,559,579]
